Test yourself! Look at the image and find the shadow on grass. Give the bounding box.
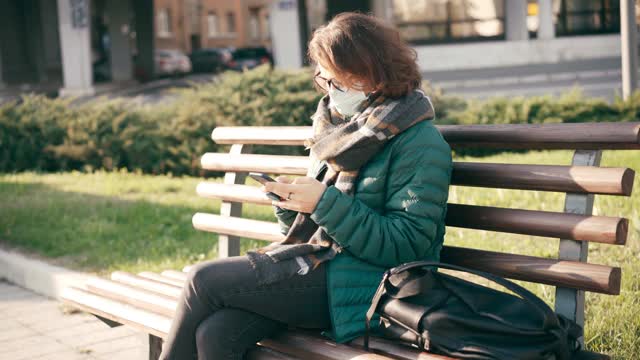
[0,181,273,275]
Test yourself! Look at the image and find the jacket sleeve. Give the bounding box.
[309,140,452,268]
[273,205,298,235]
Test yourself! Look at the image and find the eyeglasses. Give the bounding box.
[313,71,347,93]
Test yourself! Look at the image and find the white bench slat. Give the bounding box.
[86,278,176,316]
[138,272,184,287]
[201,153,309,175]
[192,212,284,242]
[212,126,312,145]
[197,183,272,204]
[161,270,188,281]
[111,271,183,297]
[61,287,171,338]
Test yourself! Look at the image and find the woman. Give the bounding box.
[159,12,452,359]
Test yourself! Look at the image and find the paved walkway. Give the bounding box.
[0,279,148,360]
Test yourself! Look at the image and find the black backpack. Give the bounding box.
[363,261,583,360]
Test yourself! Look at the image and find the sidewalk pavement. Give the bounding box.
[0,279,148,360]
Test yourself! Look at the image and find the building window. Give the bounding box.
[391,0,505,44]
[553,0,620,36]
[263,14,270,39]
[227,12,236,33]
[207,12,219,37]
[157,8,172,38]
[250,8,260,39]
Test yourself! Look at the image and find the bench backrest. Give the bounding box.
[192,121,640,340]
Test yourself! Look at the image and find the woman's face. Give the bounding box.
[315,64,371,93]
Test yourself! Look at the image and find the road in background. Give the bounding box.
[1,57,634,105]
[425,57,630,101]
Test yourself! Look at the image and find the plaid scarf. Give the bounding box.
[246,89,435,285]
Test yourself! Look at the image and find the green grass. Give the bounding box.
[0,150,638,358]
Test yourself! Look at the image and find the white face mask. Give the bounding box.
[328,85,368,117]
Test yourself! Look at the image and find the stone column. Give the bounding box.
[621,0,638,99]
[25,0,47,83]
[537,0,555,39]
[505,0,528,41]
[106,0,133,82]
[269,0,304,69]
[371,0,393,23]
[133,0,155,81]
[0,46,5,89]
[57,0,94,96]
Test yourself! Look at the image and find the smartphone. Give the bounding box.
[248,172,283,201]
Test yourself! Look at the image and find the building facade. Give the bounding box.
[151,0,272,53]
[270,0,631,72]
[0,0,273,96]
[0,0,634,95]
[199,0,272,49]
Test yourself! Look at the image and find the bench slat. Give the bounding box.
[440,122,640,150]
[348,335,459,360]
[246,348,301,360]
[260,331,399,360]
[192,212,284,242]
[86,278,177,316]
[212,126,312,145]
[441,246,621,295]
[161,270,188,281]
[191,213,620,293]
[211,122,640,149]
[201,153,309,175]
[111,271,183,297]
[452,163,635,196]
[446,203,628,245]
[61,287,171,338]
[197,183,273,204]
[138,271,184,287]
[199,154,634,196]
[193,202,628,246]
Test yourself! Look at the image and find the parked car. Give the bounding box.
[226,47,273,71]
[190,48,232,73]
[154,49,192,77]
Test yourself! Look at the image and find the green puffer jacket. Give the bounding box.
[273,119,453,344]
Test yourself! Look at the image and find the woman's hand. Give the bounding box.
[261,176,327,214]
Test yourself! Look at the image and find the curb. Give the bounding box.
[0,248,89,300]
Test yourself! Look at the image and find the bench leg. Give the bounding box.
[149,334,163,360]
[555,149,602,348]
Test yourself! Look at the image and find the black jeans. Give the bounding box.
[158,255,331,360]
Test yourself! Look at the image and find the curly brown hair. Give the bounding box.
[308,12,422,98]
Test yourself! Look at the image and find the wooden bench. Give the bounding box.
[61,121,640,359]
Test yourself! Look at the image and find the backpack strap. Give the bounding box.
[364,271,388,350]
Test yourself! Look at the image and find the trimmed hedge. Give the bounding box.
[1,65,639,175]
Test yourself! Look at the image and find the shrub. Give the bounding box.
[1,65,638,175]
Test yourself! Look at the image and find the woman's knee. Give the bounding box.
[183,257,250,305]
